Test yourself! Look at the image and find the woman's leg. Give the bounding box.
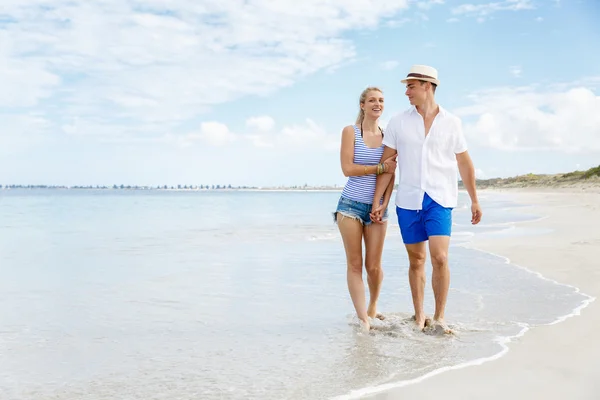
[337,213,369,330]
[363,220,387,319]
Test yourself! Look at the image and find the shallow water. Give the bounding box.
[0,189,590,399]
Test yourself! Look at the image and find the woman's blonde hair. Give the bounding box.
[355,87,383,125]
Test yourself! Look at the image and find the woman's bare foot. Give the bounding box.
[358,318,371,332]
[367,303,385,320]
[411,314,432,330]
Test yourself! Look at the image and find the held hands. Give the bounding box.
[369,203,386,224]
[471,202,482,225]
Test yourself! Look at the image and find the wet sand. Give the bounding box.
[363,188,600,400]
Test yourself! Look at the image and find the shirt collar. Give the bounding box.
[409,104,447,117]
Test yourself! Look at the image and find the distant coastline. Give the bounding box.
[3,165,599,192]
[0,184,344,191]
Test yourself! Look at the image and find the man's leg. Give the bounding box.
[422,193,453,332]
[428,236,451,324]
[396,206,429,329]
[337,214,369,331]
[363,219,387,319]
[405,242,428,329]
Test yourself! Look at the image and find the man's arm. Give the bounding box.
[381,171,396,207]
[456,150,482,224]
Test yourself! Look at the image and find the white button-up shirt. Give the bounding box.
[383,106,467,210]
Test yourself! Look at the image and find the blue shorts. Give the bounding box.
[396,193,453,244]
[333,196,388,226]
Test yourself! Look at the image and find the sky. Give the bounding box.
[1,0,599,187]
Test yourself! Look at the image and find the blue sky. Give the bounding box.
[1,0,599,187]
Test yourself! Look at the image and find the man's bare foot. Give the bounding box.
[426,319,454,335]
[367,304,385,320]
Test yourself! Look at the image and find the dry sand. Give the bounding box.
[363,188,600,400]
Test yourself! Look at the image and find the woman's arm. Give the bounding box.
[340,126,391,177]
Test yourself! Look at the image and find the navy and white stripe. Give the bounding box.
[341,125,384,204]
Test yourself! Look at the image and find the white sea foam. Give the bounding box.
[331,324,531,400]
[332,288,594,400]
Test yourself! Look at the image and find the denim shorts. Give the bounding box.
[333,196,388,226]
[396,192,453,244]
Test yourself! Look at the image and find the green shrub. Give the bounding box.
[583,165,600,179]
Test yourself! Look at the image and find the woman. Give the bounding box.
[333,87,396,332]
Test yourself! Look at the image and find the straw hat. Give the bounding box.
[400,65,440,86]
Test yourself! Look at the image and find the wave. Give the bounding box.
[330,323,531,399]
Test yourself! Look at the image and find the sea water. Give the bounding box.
[0,189,591,399]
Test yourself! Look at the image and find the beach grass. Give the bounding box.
[460,165,600,189]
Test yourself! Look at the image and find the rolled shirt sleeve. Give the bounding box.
[383,117,398,150]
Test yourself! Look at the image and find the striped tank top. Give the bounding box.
[341,125,385,204]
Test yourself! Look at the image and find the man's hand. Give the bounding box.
[471,202,482,225]
[370,203,385,224]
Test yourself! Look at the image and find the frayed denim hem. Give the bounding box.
[333,210,368,225]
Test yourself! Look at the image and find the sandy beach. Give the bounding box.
[362,187,600,400]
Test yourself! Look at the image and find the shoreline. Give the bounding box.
[354,188,600,399]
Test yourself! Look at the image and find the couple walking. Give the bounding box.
[334,65,482,333]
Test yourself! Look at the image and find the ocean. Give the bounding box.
[0,189,590,399]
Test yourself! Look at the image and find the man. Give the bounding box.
[371,64,482,333]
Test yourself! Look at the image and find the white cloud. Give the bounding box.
[475,168,487,179]
[509,66,522,78]
[246,134,276,149]
[1,0,412,145]
[536,16,544,22]
[381,61,400,71]
[453,0,535,19]
[0,114,52,155]
[246,116,275,132]
[198,122,236,147]
[447,17,460,23]
[191,118,338,151]
[386,17,411,27]
[279,119,339,151]
[249,119,338,151]
[0,41,60,107]
[454,82,600,153]
[417,0,445,10]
